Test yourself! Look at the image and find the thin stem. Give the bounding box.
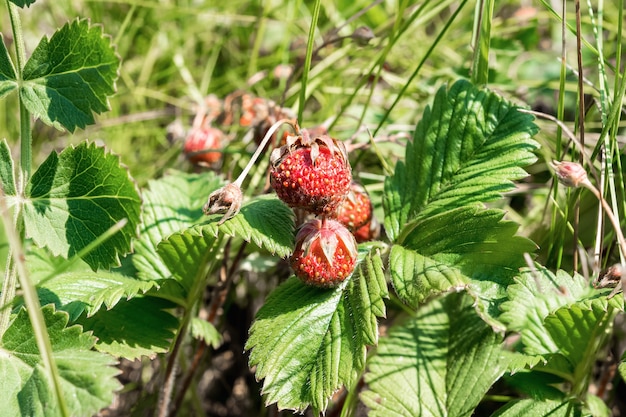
[233,118,297,187]
[7,1,31,180]
[0,188,69,416]
[298,0,321,122]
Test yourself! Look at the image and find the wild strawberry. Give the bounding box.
[290,218,358,287]
[336,182,372,231]
[270,131,352,216]
[353,216,380,243]
[184,124,224,165]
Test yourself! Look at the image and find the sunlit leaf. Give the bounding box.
[361,292,506,417]
[21,19,119,132]
[383,79,538,241]
[22,142,141,270]
[246,250,386,412]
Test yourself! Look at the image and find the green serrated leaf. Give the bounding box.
[361,292,506,417]
[190,318,222,348]
[20,19,119,132]
[0,139,16,196]
[500,267,622,382]
[157,225,220,295]
[384,79,538,241]
[8,0,37,7]
[0,34,17,99]
[217,195,295,258]
[246,251,386,412]
[390,206,536,328]
[133,170,224,282]
[492,398,584,417]
[0,305,120,417]
[37,270,155,320]
[22,142,141,270]
[77,296,178,360]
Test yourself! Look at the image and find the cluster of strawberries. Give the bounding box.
[194,92,378,288]
[269,128,377,287]
[182,92,293,166]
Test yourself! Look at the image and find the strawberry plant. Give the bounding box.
[1,1,625,417]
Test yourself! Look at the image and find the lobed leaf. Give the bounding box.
[246,250,387,412]
[22,142,141,270]
[190,318,222,348]
[21,19,119,132]
[361,292,507,417]
[0,305,120,417]
[383,79,539,241]
[77,296,178,360]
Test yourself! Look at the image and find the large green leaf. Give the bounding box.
[8,0,37,7]
[21,142,141,270]
[390,206,536,329]
[246,250,387,412]
[0,306,120,417]
[133,170,224,282]
[20,19,119,132]
[361,292,507,417]
[77,296,178,360]
[0,35,17,99]
[383,79,538,241]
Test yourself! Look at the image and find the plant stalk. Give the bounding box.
[298,0,321,122]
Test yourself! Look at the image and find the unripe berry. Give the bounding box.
[290,219,358,288]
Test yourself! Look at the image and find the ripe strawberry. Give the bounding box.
[270,131,352,216]
[290,218,358,287]
[336,182,372,231]
[183,124,224,165]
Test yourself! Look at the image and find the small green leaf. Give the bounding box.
[246,250,386,412]
[492,398,583,417]
[383,79,538,241]
[8,0,37,7]
[23,142,141,270]
[0,139,16,196]
[133,170,224,282]
[361,292,507,417]
[0,305,120,417]
[77,296,178,360]
[217,195,295,258]
[37,270,155,320]
[190,318,222,348]
[390,206,536,328]
[21,19,119,132]
[0,35,17,99]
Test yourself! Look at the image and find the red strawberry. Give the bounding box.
[290,218,358,287]
[353,216,380,243]
[270,131,352,216]
[184,124,224,165]
[336,182,372,231]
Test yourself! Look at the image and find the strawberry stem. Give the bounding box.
[233,118,298,188]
